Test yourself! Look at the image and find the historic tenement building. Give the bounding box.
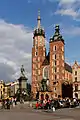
[72,61,80,99]
[0,80,5,99]
[31,12,72,99]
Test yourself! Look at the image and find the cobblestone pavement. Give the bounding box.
[0,104,80,120]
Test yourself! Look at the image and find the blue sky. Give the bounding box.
[0,0,80,81]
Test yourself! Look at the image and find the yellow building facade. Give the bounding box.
[0,80,5,99]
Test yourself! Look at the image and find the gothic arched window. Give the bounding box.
[43,66,49,79]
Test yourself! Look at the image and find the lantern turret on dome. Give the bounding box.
[50,24,64,44]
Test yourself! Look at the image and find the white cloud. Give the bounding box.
[54,0,80,20]
[48,0,76,3]
[0,19,33,83]
[59,0,76,5]
[55,8,79,18]
[0,19,49,83]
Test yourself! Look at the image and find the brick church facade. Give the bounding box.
[31,12,72,99]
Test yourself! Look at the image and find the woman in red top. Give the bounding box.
[36,101,39,109]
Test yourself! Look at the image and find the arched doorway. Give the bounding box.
[62,82,73,98]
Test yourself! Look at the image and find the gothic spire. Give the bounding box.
[33,11,45,38]
[37,10,41,29]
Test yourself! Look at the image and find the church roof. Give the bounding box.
[65,63,72,73]
[42,58,49,66]
[42,52,50,66]
[72,61,80,69]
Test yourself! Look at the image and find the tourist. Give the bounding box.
[35,101,39,109]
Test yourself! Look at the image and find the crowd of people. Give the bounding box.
[0,96,79,111]
[35,97,80,110]
[0,97,17,109]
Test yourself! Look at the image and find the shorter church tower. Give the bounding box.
[31,11,46,98]
[49,25,65,98]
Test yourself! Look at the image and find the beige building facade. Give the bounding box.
[3,80,19,99]
[72,61,80,99]
[10,81,19,97]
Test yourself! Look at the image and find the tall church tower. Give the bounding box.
[49,25,65,98]
[31,11,46,98]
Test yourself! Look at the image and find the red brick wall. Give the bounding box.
[49,40,65,98]
[31,35,46,98]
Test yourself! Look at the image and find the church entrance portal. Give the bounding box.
[62,82,73,98]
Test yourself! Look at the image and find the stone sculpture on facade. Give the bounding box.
[41,79,49,92]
